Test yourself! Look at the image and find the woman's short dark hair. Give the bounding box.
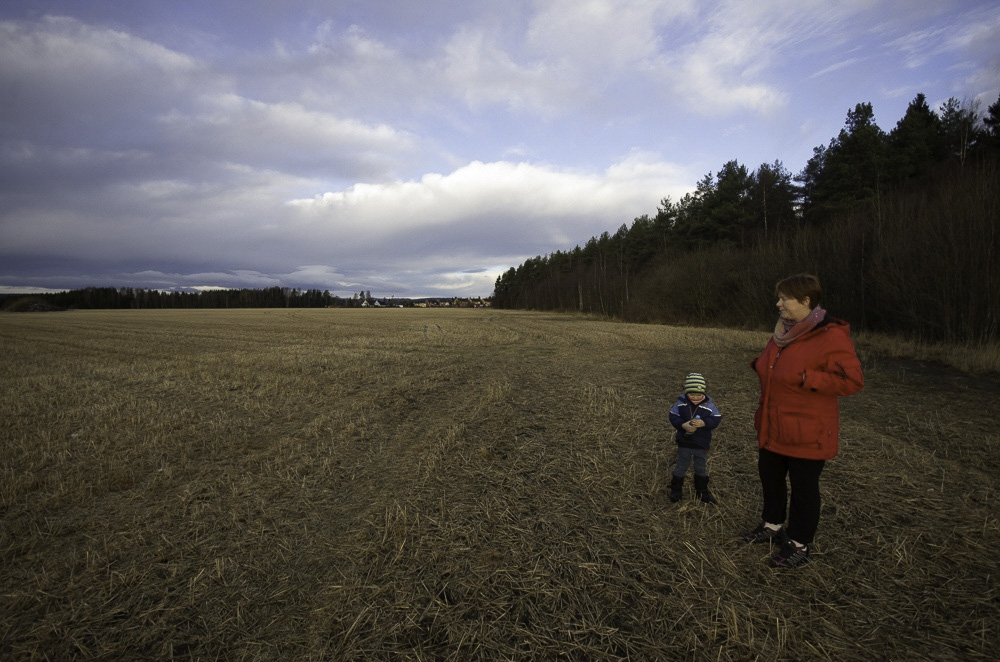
[776,273,822,309]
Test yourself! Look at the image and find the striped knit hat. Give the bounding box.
[684,373,707,394]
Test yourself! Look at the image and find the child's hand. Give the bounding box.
[683,420,698,432]
[690,419,705,429]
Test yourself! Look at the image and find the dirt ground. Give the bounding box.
[1,309,998,660]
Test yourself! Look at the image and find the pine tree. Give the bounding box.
[983,94,1000,153]
[888,93,944,180]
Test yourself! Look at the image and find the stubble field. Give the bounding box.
[1,308,998,660]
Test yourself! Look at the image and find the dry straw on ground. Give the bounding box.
[1,309,998,660]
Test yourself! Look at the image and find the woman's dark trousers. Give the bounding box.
[758,448,825,545]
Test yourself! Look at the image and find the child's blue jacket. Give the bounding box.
[668,393,722,450]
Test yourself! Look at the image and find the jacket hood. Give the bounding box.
[799,313,851,341]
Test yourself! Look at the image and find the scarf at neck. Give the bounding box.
[773,306,826,348]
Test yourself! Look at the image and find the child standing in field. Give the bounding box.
[668,373,722,504]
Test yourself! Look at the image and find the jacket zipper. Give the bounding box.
[763,348,781,449]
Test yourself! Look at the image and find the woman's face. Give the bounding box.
[777,292,812,323]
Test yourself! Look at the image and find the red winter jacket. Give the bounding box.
[751,315,864,460]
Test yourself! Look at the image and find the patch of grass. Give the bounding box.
[856,331,1000,376]
[1,309,998,659]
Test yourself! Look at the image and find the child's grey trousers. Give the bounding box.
[673,446,708,478]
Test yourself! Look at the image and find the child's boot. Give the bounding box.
[694,475,717,504]
[669,475,684,503]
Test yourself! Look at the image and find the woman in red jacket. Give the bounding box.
[741,274,864,568]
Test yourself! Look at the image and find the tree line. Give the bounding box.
[493,94,1000,345]
[1,287,453,310]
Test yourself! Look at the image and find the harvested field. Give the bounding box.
[1,308,998,660]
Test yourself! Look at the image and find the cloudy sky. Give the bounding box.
[2,1,998,298]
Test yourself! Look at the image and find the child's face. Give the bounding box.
[687,392,706,404]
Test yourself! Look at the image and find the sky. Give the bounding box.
[1,1,998,298]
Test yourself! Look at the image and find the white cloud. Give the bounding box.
[435,1,703,116]
[159,94,417,179]
[646,1,808,114]
[423,268,503,295]
[663,51,788,114]
[0,16,210,142]
[289,154,690,245]
[291,22,428,112]
[0,15,199,80]
[641,0,897,114]
[808,57,865,79]
[309,22,397,61]
[123,270,282,290]
[0,285,67,295]
[526,0,695,70]
[440,26,577,114]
